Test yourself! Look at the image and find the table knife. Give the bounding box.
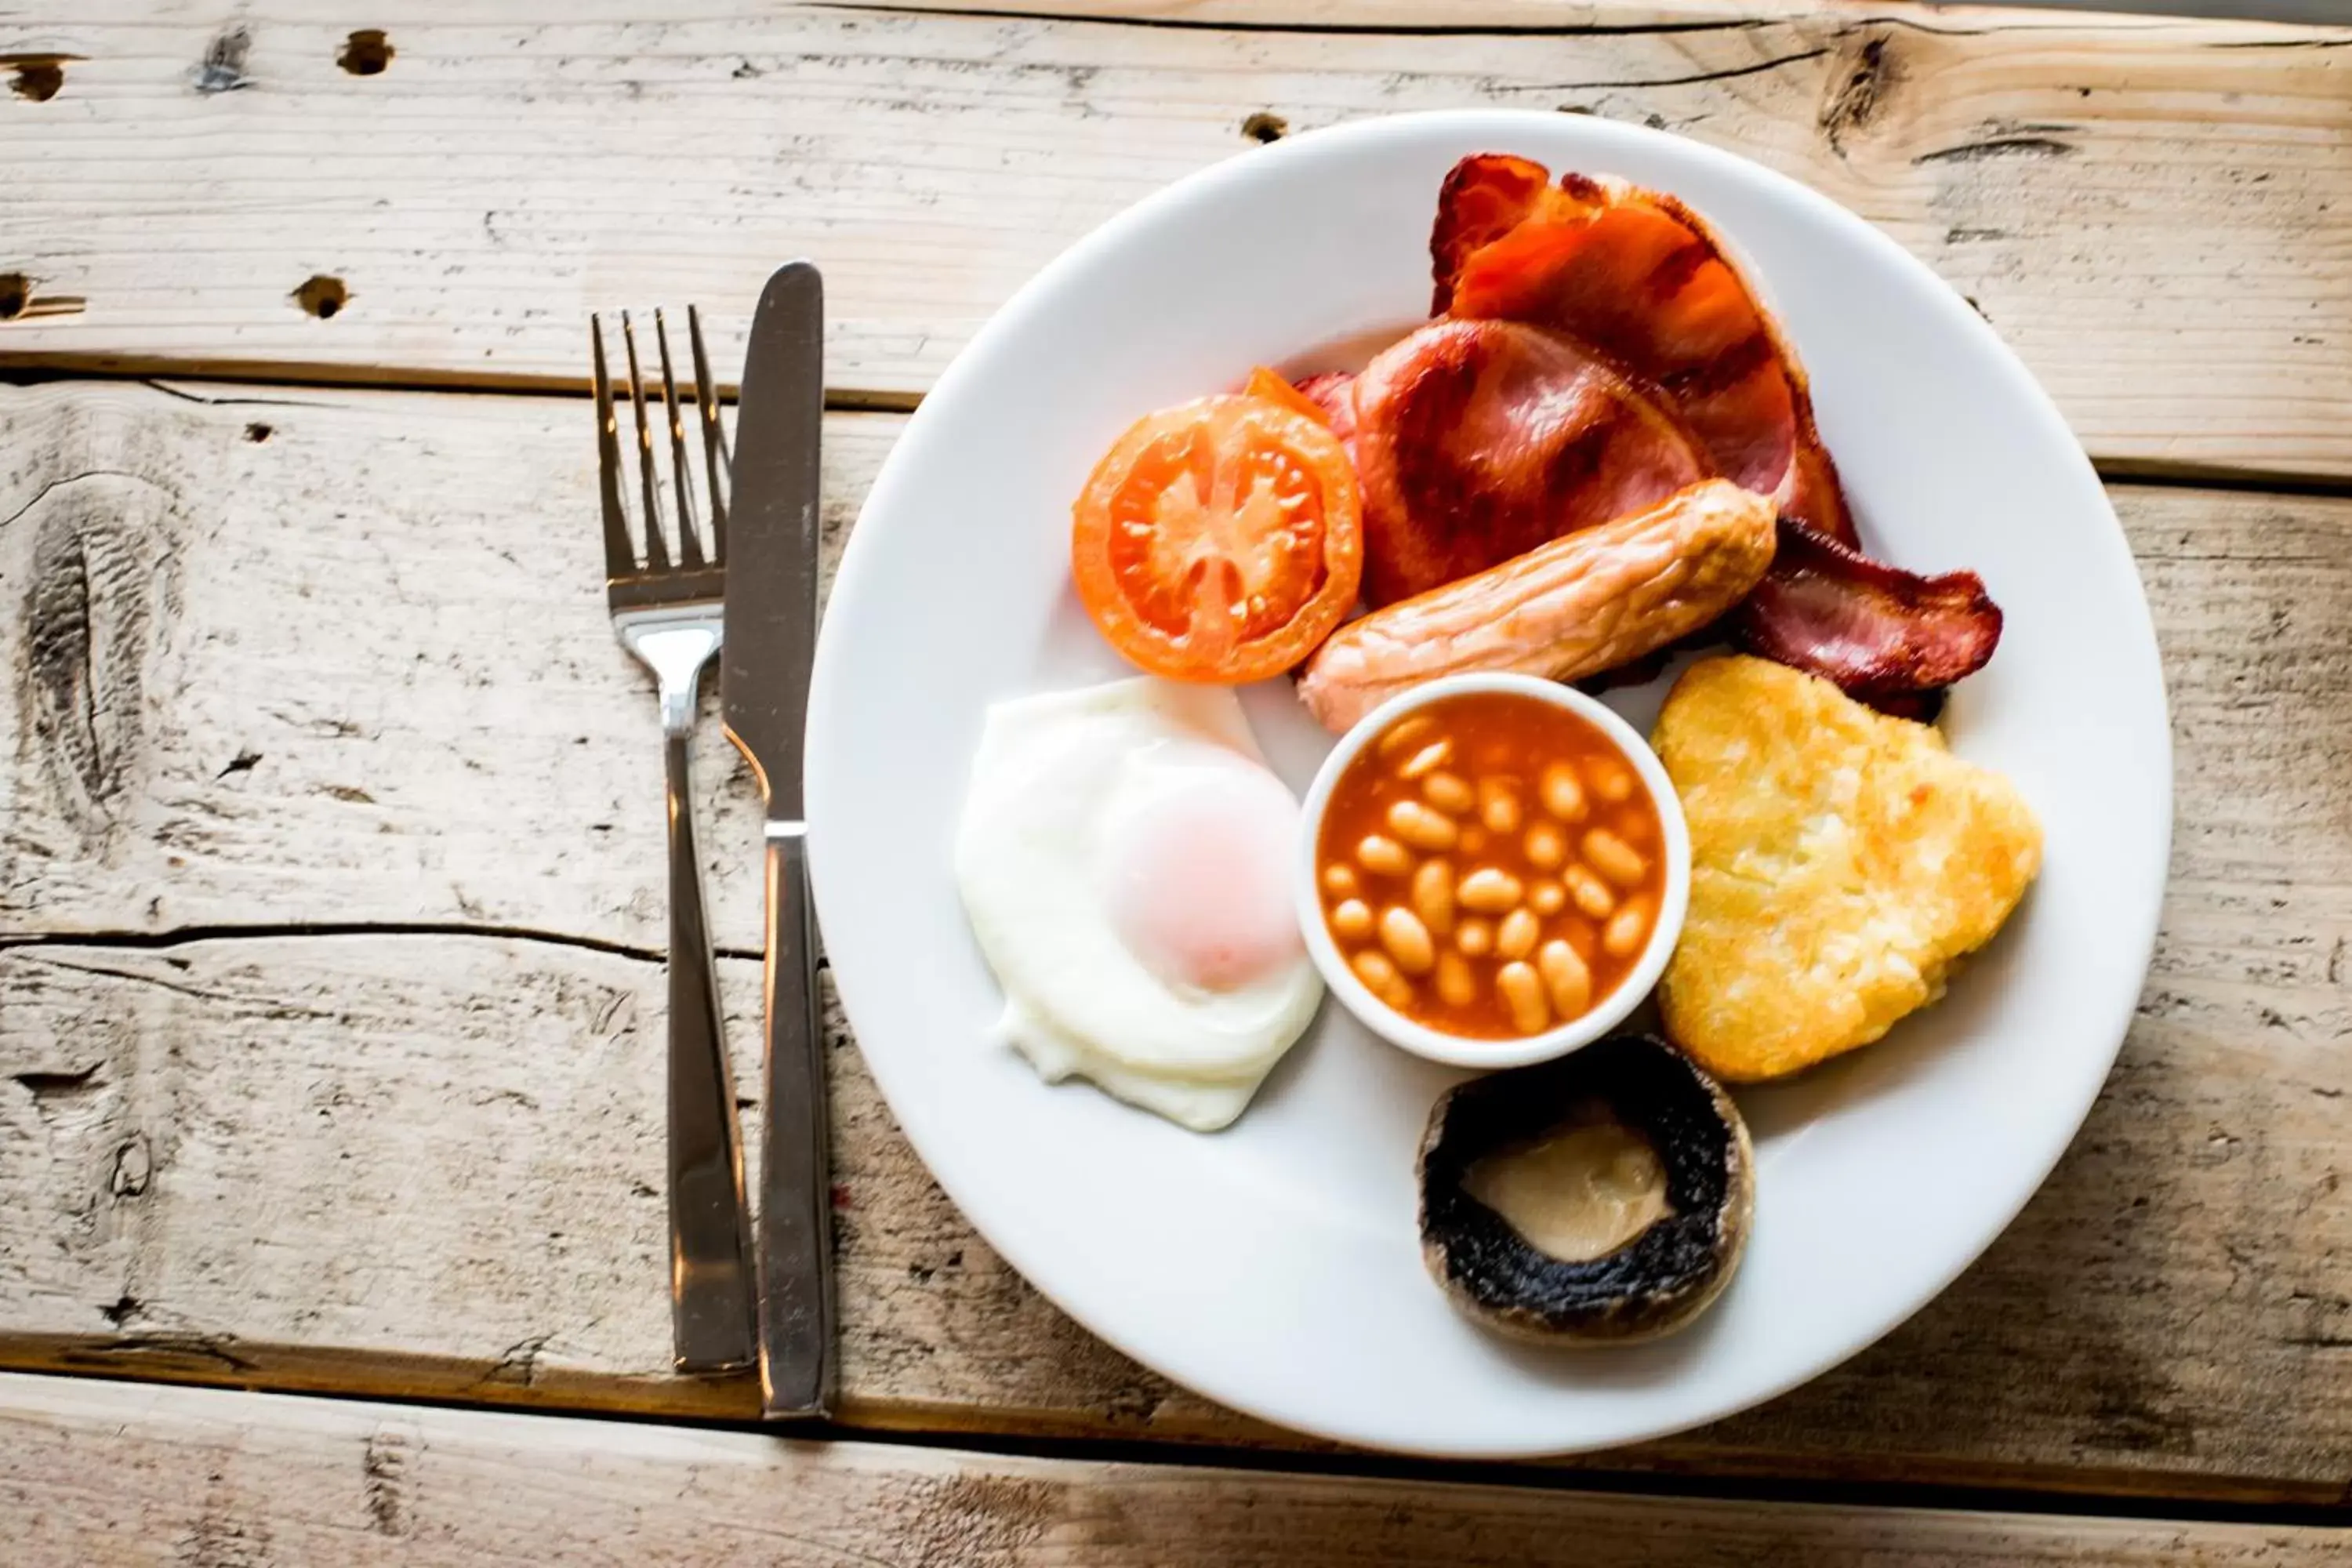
[722,260,835,1418]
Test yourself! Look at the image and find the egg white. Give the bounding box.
[954,677,1323,1131]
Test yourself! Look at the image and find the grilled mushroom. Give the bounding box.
[1417,1034,1752,1344]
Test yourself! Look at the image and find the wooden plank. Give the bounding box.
[0,378,880,954]
[8,1376,2343,1568]
[3,379,2351,1501]
[2,2,2350,478]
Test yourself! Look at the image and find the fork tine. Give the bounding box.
[654,308,704,570]
[621,310,671,572]
[591,316,636,580]
[688,304,728,565]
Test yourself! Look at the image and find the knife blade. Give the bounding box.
[725,261,825,816]
[722,260,836,1418]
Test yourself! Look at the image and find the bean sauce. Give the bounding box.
[1316,693,1666,1039]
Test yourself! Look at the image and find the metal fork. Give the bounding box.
[592,307,757,1374]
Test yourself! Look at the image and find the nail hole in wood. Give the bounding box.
[5,54,68,101]
[338,29,394,76]
[0,275,80,321]
[293,274,347,319]
[1241,111,1287,144]
[244,422,274,443]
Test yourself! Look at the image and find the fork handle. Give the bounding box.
[757,824,836,1417]
[664,726,759,1373]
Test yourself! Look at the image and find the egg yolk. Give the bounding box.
[1102,757,1304,993]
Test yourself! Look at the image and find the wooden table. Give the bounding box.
[4,1,2350,1559]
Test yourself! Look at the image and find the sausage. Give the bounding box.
[1296,480,1777,733]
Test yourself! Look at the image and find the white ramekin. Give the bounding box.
[1294,672,1690,1070]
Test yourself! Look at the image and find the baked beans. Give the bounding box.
[1315,691,1668,1039]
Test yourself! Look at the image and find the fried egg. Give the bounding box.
[955,677,1323,1131]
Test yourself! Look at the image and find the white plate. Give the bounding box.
[805,111,2171,1457]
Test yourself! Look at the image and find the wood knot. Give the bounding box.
[111,1134,154,1199]
[362,1430,414,1537]
[339,30,394,76]
[1240,111,1288,144]
[21,473,173,834]
[293,274,347,318]
[1818,33,1898,154]
[192,27,252,94]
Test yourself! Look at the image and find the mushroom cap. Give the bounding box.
[1417,1034,1754,1345]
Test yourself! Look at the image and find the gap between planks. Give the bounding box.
[0,916,768,968]
[0,360,924,415]
[3,364,2347,503]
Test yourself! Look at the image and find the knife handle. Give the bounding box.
[757,824,837,1417]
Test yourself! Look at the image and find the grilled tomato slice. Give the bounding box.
[1073,394,1362,684]
[1241,365,1337,428]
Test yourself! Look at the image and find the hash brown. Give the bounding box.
[1653,655,2042,1082]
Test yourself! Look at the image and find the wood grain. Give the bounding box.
[11,1375,2347,1568]
[2,2,2349,479]
[3,378,2350,1501]
[0,378,878,955]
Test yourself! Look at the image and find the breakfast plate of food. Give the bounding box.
[804,110,2169,1455]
